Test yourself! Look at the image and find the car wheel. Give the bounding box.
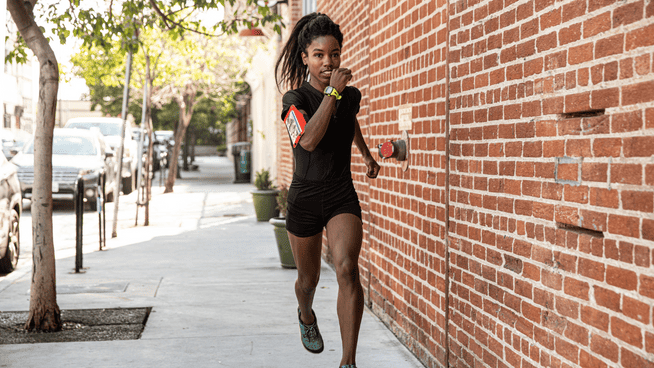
[0,209,19,274]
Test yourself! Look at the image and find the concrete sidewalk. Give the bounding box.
[0,157,425,368]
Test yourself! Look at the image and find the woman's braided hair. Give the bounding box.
[275,12,343,91]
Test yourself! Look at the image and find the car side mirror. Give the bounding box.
[105,150,115,158]
[9,149,18,156]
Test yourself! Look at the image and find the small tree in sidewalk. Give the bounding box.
[157,33,258,193]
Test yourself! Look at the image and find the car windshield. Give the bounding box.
[25,136,97,156]
[67,122,121,136]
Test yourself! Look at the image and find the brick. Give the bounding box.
[623,81,654,106]
[563,277,590,300]
[623,296,650,324]
[565,321,589,346]
[541,269,562,290]
[594,286,621,312]
[591,87,619,109]
[559,23,582,45]
[543,182,563,200]
[608,215,640,238]
[556,295,579,319]
[591,334,619,362]
[596,34,624,59]
[562,0,586,22]
[623,136,654,157]
[634,245,650,267]
[621,349,654,368]
[580,349,607,368]
[555,336,579,363]
[537,31,558,52]
[583,115,609,135]
[564,92,590,113]
[584,12,611,38]
[635,54,651,75]
[581,162,607,182]
[592,137,621,157]
[580,210,607,232]
[545,50,567,71]
[611,164,642,185]
[645,219,654,241]
[564,185,588,204]
[540,7,561,30]
[613,0,644,26]
[581,305,609,331]
[544,140,564,157]
[524,58,543,77]
[555,205,579,226]
[566,139,590,157]
[612,317,643,348]
[640,275,654,299]
[626,23,654,51]
[622,191,654,212]
[557,163,578,181]
[579,257,604,281]
[606,265,638,291]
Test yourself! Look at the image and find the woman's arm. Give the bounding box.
[297,96,337,152]
[353,117,380,178]
[298,68,352,152]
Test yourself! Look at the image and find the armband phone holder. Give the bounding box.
[283,105,307,148]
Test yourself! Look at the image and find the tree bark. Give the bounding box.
[8,0,61,331]
[164,84,196,193]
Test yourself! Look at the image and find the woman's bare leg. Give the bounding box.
[288,231,323,325]
[326,213,364,367]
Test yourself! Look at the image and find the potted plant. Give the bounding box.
[269,185,296,269]
[251,168,279,221]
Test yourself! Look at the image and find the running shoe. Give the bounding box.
[297,308,324,354]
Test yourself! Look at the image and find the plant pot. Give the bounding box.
[251,189,279,221]
[269,217,296,269]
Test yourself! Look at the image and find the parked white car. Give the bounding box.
[64,117,138,194]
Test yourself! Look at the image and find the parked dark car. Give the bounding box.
[0,153,22,274]
[11,128,117,207]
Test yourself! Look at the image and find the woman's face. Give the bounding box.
[302,35,341,90]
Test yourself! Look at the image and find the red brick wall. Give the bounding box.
[277,0,654,367]
[446,1,654,368]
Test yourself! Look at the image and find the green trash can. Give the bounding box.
[232,142,251,183]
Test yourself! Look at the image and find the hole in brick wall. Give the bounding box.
[559,109,605,119]
[556,222,604,238]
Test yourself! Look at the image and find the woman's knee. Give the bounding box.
[297,272,320,292]
[335,258,360,286]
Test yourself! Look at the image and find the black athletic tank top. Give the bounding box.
[281,81,361,182]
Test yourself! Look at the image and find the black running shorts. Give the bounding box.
[286,175,362,238]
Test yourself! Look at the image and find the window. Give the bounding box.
[302,0,316,15]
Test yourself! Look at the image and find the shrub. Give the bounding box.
[254,168,275,190]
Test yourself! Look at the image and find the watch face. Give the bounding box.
[325,86,335,95]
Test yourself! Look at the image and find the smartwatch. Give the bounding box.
[323,86,342,100]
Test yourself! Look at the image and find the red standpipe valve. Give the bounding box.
[378,140,407,161]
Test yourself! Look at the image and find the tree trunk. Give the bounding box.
[8,0,61,331]
[164,85,196,193]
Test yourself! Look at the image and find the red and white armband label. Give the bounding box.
[284,105,307,148]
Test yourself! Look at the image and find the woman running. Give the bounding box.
[275,12,380,368]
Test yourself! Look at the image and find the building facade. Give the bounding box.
[275,1,654,367]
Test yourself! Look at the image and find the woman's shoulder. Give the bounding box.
[343,86,361,102]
